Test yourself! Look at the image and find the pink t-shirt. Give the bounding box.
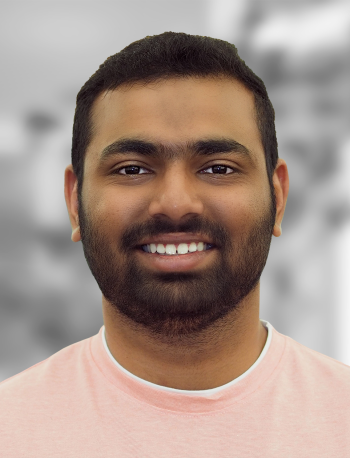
[0,322,349,457]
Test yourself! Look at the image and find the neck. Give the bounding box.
[102,287,267,391]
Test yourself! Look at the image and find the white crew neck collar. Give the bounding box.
[102,320,272,396]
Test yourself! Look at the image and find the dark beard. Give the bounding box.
[78,194,276,339]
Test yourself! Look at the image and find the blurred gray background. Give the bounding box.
[1,0,349,382]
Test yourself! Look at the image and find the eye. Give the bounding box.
[116,165,150,175]
[200,164,235,175]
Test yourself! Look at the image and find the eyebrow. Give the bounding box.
[99,137,253,164]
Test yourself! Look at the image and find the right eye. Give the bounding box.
[115,165,151,175]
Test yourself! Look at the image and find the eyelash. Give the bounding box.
[114,164,236,176]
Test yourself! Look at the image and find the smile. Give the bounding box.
[136,242,217,272]
[141,242,214,255]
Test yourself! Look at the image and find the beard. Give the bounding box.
[78,192,276,340]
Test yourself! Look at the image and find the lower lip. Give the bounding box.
[136,247,217,272]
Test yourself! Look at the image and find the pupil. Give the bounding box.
[125,166,139,174]
[213,165,227,174]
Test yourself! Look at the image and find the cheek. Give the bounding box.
[207,186,253,218]
[94,189,147,232]
[207,188,269,236]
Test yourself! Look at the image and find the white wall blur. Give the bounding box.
[0,0,349,381]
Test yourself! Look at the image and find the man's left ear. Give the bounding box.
[272,159,289,237]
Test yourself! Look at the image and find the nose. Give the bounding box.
[148,163,204,221]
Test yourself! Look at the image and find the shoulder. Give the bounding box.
[277,330,350,395]
[0,335,93,400]
[284,332,350,375]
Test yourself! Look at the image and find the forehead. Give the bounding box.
[87,77,263,166]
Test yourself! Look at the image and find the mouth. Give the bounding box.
[138,241,216,256]
[135,241,217,272]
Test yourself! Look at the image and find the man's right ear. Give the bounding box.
[64,165,81,242]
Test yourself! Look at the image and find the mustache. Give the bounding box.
[120,217,231,251]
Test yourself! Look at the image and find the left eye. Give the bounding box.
[201,165,234,174]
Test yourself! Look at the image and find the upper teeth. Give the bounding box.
[144,242,209,255]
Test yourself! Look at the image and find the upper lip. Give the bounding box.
[137,233,216,246]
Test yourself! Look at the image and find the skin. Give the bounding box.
[65,77,289,390]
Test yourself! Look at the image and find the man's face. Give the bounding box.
[77,77,276,338]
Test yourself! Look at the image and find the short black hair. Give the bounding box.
[72,32,278,198]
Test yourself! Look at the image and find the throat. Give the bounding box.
[104,304,264,391]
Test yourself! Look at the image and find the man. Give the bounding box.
[1,32,349,457]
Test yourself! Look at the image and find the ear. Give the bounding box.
[64,164,81,242]
[272,159,289,237]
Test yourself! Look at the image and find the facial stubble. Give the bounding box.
[78,189,276,339]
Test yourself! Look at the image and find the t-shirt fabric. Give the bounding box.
[0,321,349,457]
